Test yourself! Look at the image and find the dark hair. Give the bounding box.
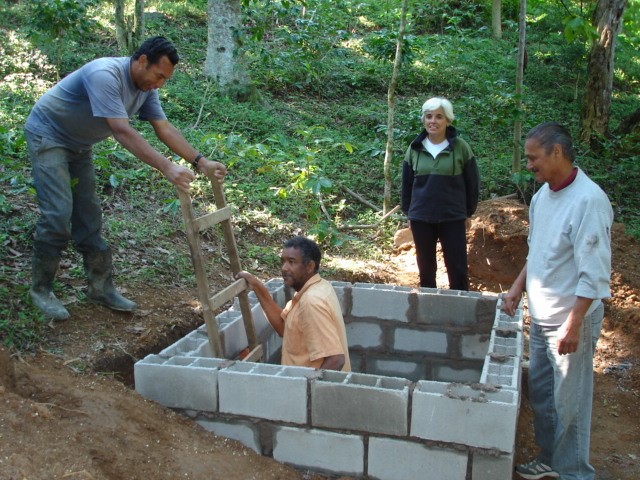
[526,122,575,162]
[284,236,321,273]
[132,36,179,66]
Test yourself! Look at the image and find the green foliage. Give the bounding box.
[1,0,639,349]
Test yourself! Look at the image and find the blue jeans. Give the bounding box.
[26,131,107,256]
[528,303,603,480]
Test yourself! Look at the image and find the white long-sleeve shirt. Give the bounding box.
[527,168,613,326]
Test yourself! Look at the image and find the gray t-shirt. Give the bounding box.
[25,57,166,150]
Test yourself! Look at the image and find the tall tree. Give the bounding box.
[579,0,628,144]
[204,0,255,101]
[492,0,502,39]
[383,0,409,215]
[114,0,145,54]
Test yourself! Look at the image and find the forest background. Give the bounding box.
[1,0,639,348]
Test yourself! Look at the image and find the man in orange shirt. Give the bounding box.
[237,236,350,371]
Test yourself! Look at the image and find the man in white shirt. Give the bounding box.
[502,122,613,480]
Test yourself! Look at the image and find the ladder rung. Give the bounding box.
[241,345,264,362]
[193,206,232,232]
[210,278,248,310]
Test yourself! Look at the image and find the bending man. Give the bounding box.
[25,36,226,320]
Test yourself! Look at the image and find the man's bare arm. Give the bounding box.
[236,271,285,336]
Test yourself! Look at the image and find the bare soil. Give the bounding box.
[1,198,639,480]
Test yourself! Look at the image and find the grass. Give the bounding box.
[1,0,639,349]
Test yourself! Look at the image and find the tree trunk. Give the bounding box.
[383,0,409,215]
[512,0,526,173]
[204,0,255,101]
[114,0,145,54]
[492,0,502,39]
[579,0,627,145]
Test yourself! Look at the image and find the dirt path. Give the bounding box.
[1,199,638,479]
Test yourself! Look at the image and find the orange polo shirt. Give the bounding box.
[280,274,351,371]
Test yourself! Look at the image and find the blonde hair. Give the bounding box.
[421,97,455,123]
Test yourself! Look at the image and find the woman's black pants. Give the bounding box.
[410,219,469,291]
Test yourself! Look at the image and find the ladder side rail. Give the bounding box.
[177,189,224,357]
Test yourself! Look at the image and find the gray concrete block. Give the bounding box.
[480,355,521,390]
[433,364,482,383]
[370,358,425,381]
[411,381,518,452]
[196,417,262,453]
[351,286,410,321]
[394,328,448,354]
[347,322,383,348]
[311,371,410,436]
[218,362,310,423]
[414,292,481,326]
[472,452,514,480]
[219,315,249,359]
[134,355,223,412]
[368,437,468,480]
[273,426,364,476]
[461,334,490,360]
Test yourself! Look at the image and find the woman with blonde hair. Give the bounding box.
[401,97,480,290]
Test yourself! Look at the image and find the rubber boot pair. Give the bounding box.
[30,249,136,320]
[83,249,137,312]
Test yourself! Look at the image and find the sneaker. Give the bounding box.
[515,459,560,479]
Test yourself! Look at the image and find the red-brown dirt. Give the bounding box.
[1,198,638,479]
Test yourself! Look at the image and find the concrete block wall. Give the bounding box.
[135,282,524,479]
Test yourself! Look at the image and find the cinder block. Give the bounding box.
[414,292,492,326]
[311,371,410,436]
[411,381,518,452]
[134,355,223,412]
[433,364,482,383]
[351,286,410,321]
[346,322,383,348]
[196,417,261,453]
[480,355,521,390]
[273,426,364,476]
[218,362,310,423]
[368,437,467,480]
[472,452,514,480]
[461,334,490,360]
[370,358,425,381]
[394,328,448,354]
[158,330,209,357]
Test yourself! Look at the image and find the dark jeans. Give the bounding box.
[27,131,107,257]
[410,219,468,290]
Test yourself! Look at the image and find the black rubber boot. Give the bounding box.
[83,249,136,312]
[29,252,70,320]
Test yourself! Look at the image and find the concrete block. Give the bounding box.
[394,328,448,354]
[433,364,482,383]
[218,362,310,423]
[461,334,490,360]
[158,330,209,357]
[480,355,521,390]
[370,358,425,381]
[351,286,410,321]
[414,292,496,326]
[346,322,383,348]
[134,355,223,412]
[411,381,518,452]
[472,452,514,480]
[196,417,261,453]
[368,437,468,480]
[311,371,410,436]
[273,426,364,476]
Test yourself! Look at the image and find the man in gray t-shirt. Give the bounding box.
[25,36,226,320]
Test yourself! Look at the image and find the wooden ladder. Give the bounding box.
[177,180,263,362]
